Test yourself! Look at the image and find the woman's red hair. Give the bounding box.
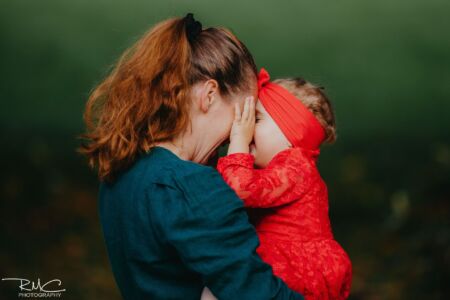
[78,15,257,183]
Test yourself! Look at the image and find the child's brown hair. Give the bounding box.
[273,78,337,144]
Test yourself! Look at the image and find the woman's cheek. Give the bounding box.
[218,104,235,137]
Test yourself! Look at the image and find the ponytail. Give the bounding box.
[79,14,257,183]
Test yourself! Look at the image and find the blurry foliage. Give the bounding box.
[0,0,449,299]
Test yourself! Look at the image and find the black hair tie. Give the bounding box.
[184,13,202,42]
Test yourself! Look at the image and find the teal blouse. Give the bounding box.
[99,146,303,300]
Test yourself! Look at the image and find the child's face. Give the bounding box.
[251,100,291,168]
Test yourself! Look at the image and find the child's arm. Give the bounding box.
[219,97,310,208]
[217,148,310,208]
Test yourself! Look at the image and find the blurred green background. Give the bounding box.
[1,0,449,299]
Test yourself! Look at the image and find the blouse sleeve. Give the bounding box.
[146,166,303,300]
[216,148,311,208]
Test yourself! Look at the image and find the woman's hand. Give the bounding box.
[228,96,255,155]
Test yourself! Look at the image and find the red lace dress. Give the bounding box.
[217,147,352,300]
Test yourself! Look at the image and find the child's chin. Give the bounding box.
[255,160,267,169]
[249,144,256,155]
[253,156,266,169]
[250,146,267,168]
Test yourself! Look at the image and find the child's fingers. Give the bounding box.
[242,97,250,121]
[234,102,241,122]
[248,97,255,123]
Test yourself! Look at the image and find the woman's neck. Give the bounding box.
[154,129,220,164]
[155,139,193,161]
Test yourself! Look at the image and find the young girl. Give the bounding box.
[215,68,352,299]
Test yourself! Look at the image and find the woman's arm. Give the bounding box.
[147,166,303,300]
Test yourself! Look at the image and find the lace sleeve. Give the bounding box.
[217,148,312,208]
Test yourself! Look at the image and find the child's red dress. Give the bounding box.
[217,147,352,300]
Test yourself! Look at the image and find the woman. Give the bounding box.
[79,14,303,300]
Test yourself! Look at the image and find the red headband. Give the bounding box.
[257,68,325,150]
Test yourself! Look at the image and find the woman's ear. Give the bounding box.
[199,79,219,113]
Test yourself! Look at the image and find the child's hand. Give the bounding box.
[228,96,255,155]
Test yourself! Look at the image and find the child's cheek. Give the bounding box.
[252,126,263,163]
[253,126,271,167]
[253,125,264,151]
